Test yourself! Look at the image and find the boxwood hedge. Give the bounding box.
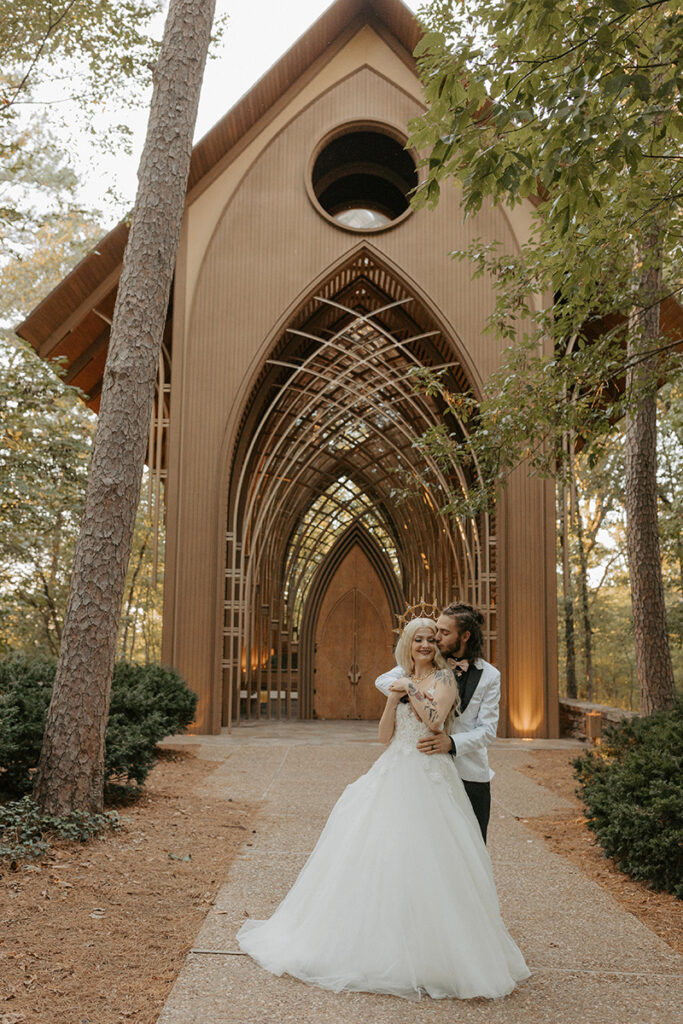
[0,655,197,797]
[573,698,683,898]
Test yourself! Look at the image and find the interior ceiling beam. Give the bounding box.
[254,355,470,520]
[229,260,469,516]
[245,430,463,616]
[237,339,473,565]
[228,297,392,542]
[252,468,425,573]
[241,376,452,570]
[229,280,481,569]
[242,430,460,623]
[259,330,468,477]
[240,362,430,535]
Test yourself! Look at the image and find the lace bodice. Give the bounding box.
[375,701,458,793]
[391,701,442,752]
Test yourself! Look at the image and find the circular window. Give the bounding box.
[311,128,418,232]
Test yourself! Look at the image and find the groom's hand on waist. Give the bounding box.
[416,732,453,756]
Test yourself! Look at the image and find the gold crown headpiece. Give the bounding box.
[393,597,441,636]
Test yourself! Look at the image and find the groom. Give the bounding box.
[374,602,500,843]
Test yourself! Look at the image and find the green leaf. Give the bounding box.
[413,31,445,58]
[601,72,630,97]
[596,25,612,49]
[631,74,651,101]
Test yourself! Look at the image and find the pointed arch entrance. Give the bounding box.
[223,248,496,725]
[301,521,404,720]
[313,543,393,720]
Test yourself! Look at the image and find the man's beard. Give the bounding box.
[439,642,461,659]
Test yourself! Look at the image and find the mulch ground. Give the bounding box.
[0,747,257,1024]
[516,748,682,955]
[0,745,680,1024]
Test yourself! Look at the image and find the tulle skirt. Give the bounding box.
[237,707,530,1000]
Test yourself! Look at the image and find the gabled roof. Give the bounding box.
[16,0,422,406]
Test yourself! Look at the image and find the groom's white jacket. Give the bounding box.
[374,658,500,783]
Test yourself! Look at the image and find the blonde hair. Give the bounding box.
[394,618,460,732]
[395,617,445,675]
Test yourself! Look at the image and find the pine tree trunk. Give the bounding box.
[624,231,675,716]
[121,528,150,658]
[573,496,594,702]
[569,450,593,701]
[563,594,577,699]
[559,478,577,698]
[33,0,215,815]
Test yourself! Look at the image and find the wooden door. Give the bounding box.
[313,544,395,720]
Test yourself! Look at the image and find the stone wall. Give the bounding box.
[559,698,638,740]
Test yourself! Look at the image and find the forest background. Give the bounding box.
[0,0,372,665]
[1,0,681,712]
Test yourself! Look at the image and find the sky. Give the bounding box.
[77,0,423,223]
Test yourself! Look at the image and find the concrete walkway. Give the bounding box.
[156,722,682,1024]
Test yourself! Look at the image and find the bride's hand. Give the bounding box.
[389,678,410,694]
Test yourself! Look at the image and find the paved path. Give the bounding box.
[156,722,682,1024]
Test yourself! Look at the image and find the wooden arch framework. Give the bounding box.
[223,249,497,725]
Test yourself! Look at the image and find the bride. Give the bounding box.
[236,617,530,1000]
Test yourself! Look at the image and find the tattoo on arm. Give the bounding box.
[407,680,439,723]
[407,681,424,702]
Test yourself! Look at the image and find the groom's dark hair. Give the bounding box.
[441,603,485,660]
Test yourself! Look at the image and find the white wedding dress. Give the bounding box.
[237,702,530,1000]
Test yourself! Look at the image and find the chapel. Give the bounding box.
[18,0,561,737]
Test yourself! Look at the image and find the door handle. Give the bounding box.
[347,663,361,685]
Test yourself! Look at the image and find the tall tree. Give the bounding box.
[1,108,103,280]
[571,458,594,701]
[409,0,681,713]
[119,479,164,663]
[0,2,158,121]
[558,468,577,699]
[656,383,683,606]
[1,128,99,655]
[0,340,94,655]
[1,2,160,241]
[33,0,216,815]
[557,412,680,709]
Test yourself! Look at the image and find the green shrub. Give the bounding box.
[0,655,54,795]
[0,794,119,862]
[106,662,198,786]
[0,656,197,797]
[573,698,683,898]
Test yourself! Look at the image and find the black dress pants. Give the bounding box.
[462,779,491,844]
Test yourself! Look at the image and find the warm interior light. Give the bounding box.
[509,705,543,736]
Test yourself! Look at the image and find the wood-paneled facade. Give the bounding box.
[18,0,561,737]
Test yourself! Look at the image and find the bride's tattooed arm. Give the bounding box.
[378,688,402,745]
[406,669,457,732]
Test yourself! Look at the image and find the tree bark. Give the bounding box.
[121,527,150,658]
[33,0,215,815]
[559,475,577,698]
[572,481,594,702]
[624,231,675,715]
[567,445,593,700]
